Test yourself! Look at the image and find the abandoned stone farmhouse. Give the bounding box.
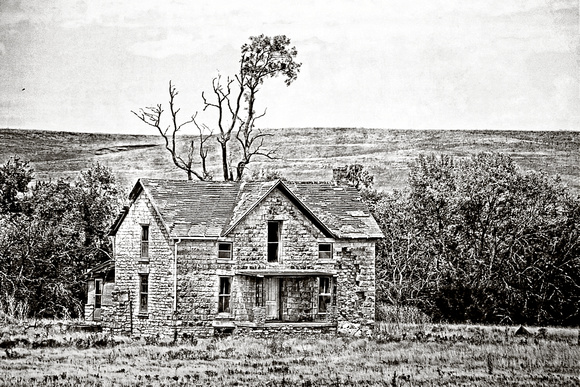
[85,178,383,337]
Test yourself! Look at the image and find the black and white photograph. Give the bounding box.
[0,0,579,385]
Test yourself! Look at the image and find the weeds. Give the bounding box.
[0,321,579,386]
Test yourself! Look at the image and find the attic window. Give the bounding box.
[267,221,281,262]
[218,243,232,260]
[318,243,332,260]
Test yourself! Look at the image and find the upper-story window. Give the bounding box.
[218,243,232,260]
[267,221,281,262]
[141,225,149,259]
[318,243,332,260]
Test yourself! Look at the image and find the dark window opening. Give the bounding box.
[141,225,149,259]
[218,277,231,313]
[318,243,332,259]
[94,279,102,309]
[218,243,232,260]
[139,274,149,313]
[267,221,281,262]
[318,277,331,314]
[255,277,264,307]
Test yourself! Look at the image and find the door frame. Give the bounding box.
[264,277,282,321]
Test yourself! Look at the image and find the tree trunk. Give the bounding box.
[220,143,230,181]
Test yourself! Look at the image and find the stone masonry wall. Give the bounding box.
[107,191,175,338]
[227,188,375,331]
[175,239,229,337]
[107,186,376,338]
[334,241,376,336]
[228,189,328,270]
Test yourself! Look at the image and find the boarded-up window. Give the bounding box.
[141,225,149,259]
[218,277,231,313]
[318,277,331,313]
[94,279,102,309]
[218,243,232,260]
[319,243,332,259]
[267,221,281,262]
[139,274,148,313]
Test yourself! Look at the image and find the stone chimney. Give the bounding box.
[332,166,349,185]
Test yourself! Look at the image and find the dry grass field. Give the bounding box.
[1,128,579,193]
[0,321,579,386]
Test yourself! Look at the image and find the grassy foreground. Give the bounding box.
[0,322,579,386]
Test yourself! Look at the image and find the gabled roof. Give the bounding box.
[112,178,383,239]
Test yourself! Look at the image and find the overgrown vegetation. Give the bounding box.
[0,322,578,386]
[0,158,122,319]
[361,153,580,326]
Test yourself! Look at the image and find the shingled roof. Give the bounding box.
[111,178,383,239]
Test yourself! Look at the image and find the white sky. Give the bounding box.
[0,0,578,133]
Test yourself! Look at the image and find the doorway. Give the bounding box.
[265,278,280,321]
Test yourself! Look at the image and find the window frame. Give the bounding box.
[255,277,264,307]
[318,243,333,260]
[267,221,281,262]
[217,242,233,261]
[94,279,102,309]
[139,274,149,314]
[140,224,149,260]
[318,277,332,314]
[218,276,232,314]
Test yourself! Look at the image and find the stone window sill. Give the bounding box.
[138,259,150,264]
[137,313,149,319]
[217,260,236,264]
[317,259,336,264]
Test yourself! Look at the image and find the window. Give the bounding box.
[255,277,264,307]
[141,225,149,259]
[139,274,149,313]
[318,277,332,314]
[218,277,231,313]
[218,243,232,260]
[94,279,102,309]
[267,221,281,262]
[318,243,332,260]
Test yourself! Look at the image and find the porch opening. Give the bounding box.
[239,272,336,323]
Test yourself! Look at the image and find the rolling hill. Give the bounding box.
[1,128,578,193]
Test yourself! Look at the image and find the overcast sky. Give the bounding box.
[1,0,578,134]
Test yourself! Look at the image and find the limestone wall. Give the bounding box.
[106,186,376,338]
[334,241,376,336]
[107,190,175,337]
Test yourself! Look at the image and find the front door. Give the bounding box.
[265,278,280,321]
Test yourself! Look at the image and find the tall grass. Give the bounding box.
[1,320,579,386]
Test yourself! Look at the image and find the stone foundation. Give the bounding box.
[232,323,337,338]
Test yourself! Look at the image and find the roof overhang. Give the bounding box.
[85,260,115,278]
[236,269,337,277]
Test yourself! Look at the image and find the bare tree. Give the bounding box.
[133,34,301,181]
[132,81,212,180]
